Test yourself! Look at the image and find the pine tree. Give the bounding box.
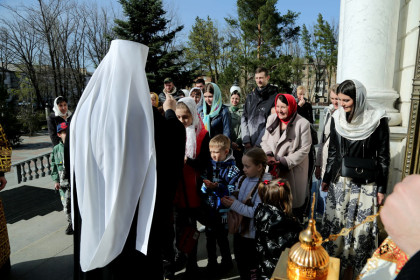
[113,0,190,90]
[229,0,300,92]
[0,84,23,145]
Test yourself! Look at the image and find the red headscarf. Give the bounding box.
[275,93,297,124]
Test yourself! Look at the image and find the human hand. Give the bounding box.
[315,166,321,180]
[0,176,7,191]
[163,93,176,112]
[232,142,239,150]
[203,180,218,189]
[221,196,234,207]
[298,98,305,107]
[54,182,61,190]
[380,175,420,257]
[321,182,329,192]
[377,193,385,206]
[267,156,279,166]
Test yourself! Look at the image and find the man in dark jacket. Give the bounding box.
[158,77,185,103]
[241,67,278,149]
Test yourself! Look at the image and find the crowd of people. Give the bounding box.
[1,39,419,280]
[36,41,410,280]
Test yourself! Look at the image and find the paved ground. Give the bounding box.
[2,132,240,280]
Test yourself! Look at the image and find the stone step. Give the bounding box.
[7,211,73,280]
[7,210,68,254]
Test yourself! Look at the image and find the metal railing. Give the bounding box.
[12,151,52,184]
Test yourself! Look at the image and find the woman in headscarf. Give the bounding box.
[321,79,390,280]
[198,83,231,139]
[189,87,203,107]
[173,97,210,278]
[260,94,312,219]
[47,96,72,146]
[229,85,244,171]
[70,40,186,280]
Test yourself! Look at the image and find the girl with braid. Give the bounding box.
[221,147,272,280]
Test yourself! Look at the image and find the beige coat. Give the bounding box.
[261,113,312,208]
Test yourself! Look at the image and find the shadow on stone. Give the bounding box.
[0,186,62,224]
[7,254,73,280]
[13,142,52,151]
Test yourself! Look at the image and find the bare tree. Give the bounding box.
[84,3,115,68]
[0,9,45,108]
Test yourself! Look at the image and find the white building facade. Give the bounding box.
[337,0,420,192]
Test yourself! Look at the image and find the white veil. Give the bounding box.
[178,97,202,159]
[333,79,388,141]
[70,40,156,272]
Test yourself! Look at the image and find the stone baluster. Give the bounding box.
[14,165,22,184]
[21,162,27,182]
[45,154,51,175]
[33,158,39,179]
[27,161,33,180]
[40,155,46,177]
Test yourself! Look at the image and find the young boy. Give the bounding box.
[201,134,241,274]
[51,122,73,235]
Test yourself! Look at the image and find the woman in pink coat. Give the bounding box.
[260,93,312,219]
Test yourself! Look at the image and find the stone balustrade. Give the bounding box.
[12,151,52,184]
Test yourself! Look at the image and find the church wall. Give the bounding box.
[390,0,419,191]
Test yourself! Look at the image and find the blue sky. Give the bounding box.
[0,0,340,42]
[163,0,341,42]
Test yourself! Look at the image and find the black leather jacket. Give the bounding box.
[322,117,390,194]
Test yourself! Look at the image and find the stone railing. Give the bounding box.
[312,105,328,141]
[12,151,52,184]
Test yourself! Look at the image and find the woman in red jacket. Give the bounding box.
[173,97,210,279]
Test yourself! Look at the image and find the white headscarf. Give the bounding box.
[332,79,387,141]
[189,87,203,108]
[53,96,72,118]
[70,40,156,272]
[178,97,203,159]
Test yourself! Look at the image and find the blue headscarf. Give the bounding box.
[202,83,222,135]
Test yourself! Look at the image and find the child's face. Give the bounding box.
[58,130,67,143]
[242,155,263,178]
[210,146,229,162]
[175,108,193,128]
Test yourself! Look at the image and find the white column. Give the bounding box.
[337,0,401,126]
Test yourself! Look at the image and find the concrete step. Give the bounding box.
[8,210,68,253]
[7,211,73,280]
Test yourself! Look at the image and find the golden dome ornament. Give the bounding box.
[287,193,329,280]
[286,193,382,280]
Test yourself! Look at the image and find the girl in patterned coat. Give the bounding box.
[254,178,301,280]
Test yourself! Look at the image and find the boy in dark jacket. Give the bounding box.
[201,134,241,274]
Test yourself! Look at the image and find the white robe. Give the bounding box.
[70,39,156,272]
